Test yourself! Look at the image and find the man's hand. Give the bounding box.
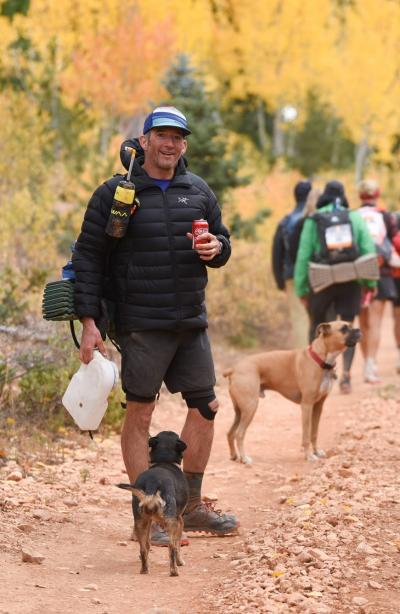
[80,317,107,364]
[186,232,222,261]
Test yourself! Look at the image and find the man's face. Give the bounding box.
[139,127,187,177]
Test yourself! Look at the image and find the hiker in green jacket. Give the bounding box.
[294,180,377,394]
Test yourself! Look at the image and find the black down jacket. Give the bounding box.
[72,147,231,332]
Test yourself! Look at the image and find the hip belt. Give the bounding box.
[308,254,379,293]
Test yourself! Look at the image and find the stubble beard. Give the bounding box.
[156,154,178,170]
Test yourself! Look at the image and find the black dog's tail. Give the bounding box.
[117,484,165,515]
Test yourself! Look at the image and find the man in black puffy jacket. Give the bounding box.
[73,106,237,545]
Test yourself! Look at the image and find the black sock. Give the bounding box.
[184,471,203,512]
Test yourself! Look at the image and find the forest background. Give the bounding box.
[0,0,400,436]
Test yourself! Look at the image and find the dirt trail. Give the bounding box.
[1,309,399,614]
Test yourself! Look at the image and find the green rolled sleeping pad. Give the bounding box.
[42,279,78,321]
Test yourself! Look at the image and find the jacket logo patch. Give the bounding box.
[178,197,189,204]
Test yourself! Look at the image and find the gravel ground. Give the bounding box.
[204,393,400,613]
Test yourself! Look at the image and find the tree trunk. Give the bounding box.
[272,111,284,158]
[256,99,268,152]
[355,137,369,184]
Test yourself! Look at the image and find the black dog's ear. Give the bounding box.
[176,438,187,453]
[148,436,159,448]
[316,323,331,337]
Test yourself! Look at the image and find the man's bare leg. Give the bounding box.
[361,300,385,382]
[181,407,215,473]
[394,306,400,346]
[180,404,238,534]
[181,405,215,512]
[358,307,369,359]
[121,401,155,483]
[393,306,400,372]
[368,300,386,359]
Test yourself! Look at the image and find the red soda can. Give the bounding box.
[192,219,209,248]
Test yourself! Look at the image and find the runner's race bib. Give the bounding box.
[312,208,360,265]
[325,223,353,250]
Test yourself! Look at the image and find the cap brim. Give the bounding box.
[148,118,191,135]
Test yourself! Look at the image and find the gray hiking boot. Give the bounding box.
[183,501,239,535]
[131,523,189,547]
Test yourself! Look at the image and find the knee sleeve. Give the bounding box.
[185,395,219,421]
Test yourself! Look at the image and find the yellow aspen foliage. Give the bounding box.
[0,0,214,121]
[0,92,57,272]
[0,0,399,170]
[208,0,336,111]
[135,0,214,63]
[321,0,400,162]
[1,0,122,56]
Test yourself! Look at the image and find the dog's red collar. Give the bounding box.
[307,346,336,370]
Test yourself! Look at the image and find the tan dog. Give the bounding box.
[224,321,360,463]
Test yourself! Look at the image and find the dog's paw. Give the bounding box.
[240,455,253,465]
[230,453,238,462]
[313,449,326,459]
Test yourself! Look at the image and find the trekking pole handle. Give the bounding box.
[125,147,136,182]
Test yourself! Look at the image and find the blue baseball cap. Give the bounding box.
[143,106,191,136]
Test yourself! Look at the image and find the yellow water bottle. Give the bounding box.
[105,148,139,238]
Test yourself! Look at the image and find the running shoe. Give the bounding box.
[364,358,381,383]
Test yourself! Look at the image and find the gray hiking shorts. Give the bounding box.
[114,329,216,403]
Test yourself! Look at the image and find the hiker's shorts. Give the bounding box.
[114,329,216,403]
[308,281,362,341]
[392,278,400,307]
[375,276,397,302]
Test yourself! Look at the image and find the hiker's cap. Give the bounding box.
[359,179,380,201]
[143,106,191,136]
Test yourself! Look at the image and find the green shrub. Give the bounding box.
[15,331,124,432]
[18,352,80,425]
[207,239,288,349]
[0,266,48,324]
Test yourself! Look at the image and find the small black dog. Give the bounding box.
[117,431,188,577]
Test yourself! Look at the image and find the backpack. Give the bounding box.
[311,208,360,265]
[357,206,392,265]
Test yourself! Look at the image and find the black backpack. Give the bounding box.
[312,208,360,265]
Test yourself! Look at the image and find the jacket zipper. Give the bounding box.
[162,188,181,326]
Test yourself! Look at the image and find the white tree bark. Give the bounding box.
[355,135,370,184]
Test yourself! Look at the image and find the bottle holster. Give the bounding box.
[105,180,139,238]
